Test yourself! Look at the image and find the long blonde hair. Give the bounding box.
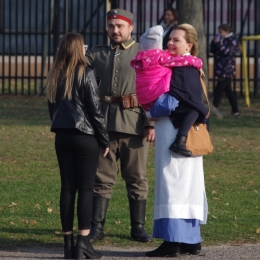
[46,32,87,103]
[173,23,199,56]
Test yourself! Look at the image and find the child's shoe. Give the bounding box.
[169,135,192,157]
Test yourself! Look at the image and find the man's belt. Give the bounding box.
[100,94,140,109]
[100,95,121,103]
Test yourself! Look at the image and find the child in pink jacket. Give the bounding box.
[130,25,203,157]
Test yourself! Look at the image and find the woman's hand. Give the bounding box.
[102,147,109,157]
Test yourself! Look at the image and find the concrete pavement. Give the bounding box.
[0,243,260,259]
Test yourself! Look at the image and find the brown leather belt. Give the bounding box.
[100,94,140,109]
[100,95,122,103]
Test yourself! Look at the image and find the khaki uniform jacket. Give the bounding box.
[86,38,153,136]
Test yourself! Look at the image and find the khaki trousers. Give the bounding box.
[93,132,149,200]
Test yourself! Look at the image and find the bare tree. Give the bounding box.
[177,0,223,118]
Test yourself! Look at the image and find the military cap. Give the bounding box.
[106,9,133,25]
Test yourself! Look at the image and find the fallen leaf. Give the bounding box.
[225,203,229,206]
[30,220,38,225]
[211,215,217,219]
[115,220,121,224]
[212,190,217,194]
[47,208,53,213]
[210,175,216,178]
[213,197,220,200]
[35,204,40,209]
[234,216,238,220]
[23,219,29,225]
[256,228,260,233]
[10,222,15,225]
[55,231,61,234]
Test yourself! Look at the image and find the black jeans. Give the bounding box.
[55,129,100,232]
[213,78,239,113]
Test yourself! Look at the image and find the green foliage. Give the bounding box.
[0,95,259,249]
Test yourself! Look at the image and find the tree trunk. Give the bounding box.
[177,0,223,119]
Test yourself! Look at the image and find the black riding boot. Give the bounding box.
[89,197,109,243]
[169,135,192,157]
[129,199,153,242]
[75,234,102,259]
[64,234,75,259]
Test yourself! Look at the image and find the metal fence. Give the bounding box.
[0,0,259,95]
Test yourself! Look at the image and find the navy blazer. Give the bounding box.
[168,66,208,123]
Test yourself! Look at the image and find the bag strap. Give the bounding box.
[200,77,210,119]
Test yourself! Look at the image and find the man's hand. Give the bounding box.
[144,127,155,142]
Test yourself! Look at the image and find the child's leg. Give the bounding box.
[178,110,199,137]
[169,110,199,157]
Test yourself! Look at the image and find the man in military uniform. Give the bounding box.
[86,9,155,243]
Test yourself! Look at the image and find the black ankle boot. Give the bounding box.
[89,197,109,243]
[129,199,153,242]
[145,241,180,257]
[180,242,201,255]
[169,135,192,157]
[75,234,102,259]
[64,234,75,259]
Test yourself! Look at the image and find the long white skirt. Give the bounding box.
[154,117,208,225]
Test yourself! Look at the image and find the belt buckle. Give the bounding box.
[105,96,112,103]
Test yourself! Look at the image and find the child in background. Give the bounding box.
[210,23,239,116]
[131,25,203,157]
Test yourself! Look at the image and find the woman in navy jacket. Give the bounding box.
[210,24,240,116]
[46,32,109,259]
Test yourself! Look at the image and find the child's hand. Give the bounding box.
[214,35,220,43]
[199,68,205,78]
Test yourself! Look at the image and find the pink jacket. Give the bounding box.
[130,49,203,106]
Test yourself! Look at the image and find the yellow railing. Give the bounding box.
[241,35,260,107]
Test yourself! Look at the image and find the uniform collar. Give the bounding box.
[110,38,135,50]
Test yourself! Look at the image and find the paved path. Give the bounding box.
[0,244,260,259]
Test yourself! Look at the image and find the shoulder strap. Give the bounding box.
[200,77,210,119]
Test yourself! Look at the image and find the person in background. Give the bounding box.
[145,24,208,257]
[46,32,109,259]
[130,25,204,157]
[210,23,240,116]
[161,8,178,49]
[86,9,155,243]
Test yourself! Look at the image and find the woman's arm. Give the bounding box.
[84,69,109,150]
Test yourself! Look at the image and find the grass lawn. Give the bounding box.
[0,94,260,249]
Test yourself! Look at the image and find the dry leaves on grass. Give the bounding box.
[8,202,18,207]
[256,228,260,233]
[23,219,29,225]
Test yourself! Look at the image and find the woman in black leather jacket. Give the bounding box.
[46,32,109,259]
